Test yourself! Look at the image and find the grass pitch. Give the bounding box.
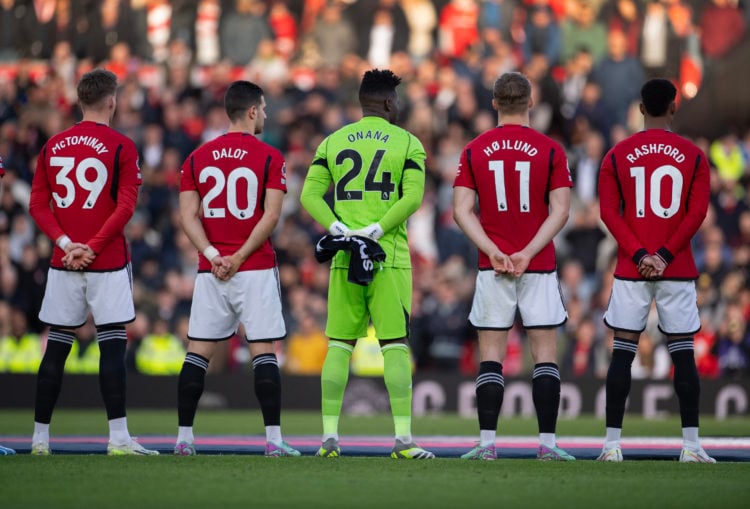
[1,410,748,509]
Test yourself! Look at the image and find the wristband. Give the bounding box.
[56,235,72,250]
[203,245,220,261]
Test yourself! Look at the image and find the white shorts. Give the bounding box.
[39,266,135,328]
[188,268,286,342]
[469,271,567,330]
[604,279,700,335]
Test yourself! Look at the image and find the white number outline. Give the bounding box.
[51,156,108,209]
[489,160,531,213]
[629,165,683,219]
[199,166,258,220]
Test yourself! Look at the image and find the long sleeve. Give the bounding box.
[300,163,338,230]
[87,185,138,254]
[29,151,66,244]
[378,166,424,233]
[598,153,647,264]
[660,155,710,262]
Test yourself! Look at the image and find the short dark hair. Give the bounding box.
[77,69,118,107]
[224,80,264,122]
[641,78,676,117]
[359,69,401,103]
[493,72,531,115]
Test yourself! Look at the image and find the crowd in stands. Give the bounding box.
[0,0,748,380]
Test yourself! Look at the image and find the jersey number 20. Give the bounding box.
[200,166,258,220]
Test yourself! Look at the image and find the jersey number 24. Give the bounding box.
[335,149,395,201]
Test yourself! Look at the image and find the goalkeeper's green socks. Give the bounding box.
[320,340,353,440]
[382,342,413,442]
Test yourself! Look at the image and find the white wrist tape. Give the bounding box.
[203,245,220,261]
[57,235,72,250]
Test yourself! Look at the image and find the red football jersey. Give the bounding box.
[29,121,142,271]
[453,125,572,271]
[180,132,287,272]
[598,129,710,279]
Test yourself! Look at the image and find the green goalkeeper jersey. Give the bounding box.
[301,116,426,269]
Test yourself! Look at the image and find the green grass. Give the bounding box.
[1,409,748,437]
[1,411,748,509]
[1,456,749,509]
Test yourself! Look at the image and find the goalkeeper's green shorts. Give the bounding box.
[325,267,411,341]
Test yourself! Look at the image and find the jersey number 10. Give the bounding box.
[629,165,683,218]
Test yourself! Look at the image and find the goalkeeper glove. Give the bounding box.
[328,220,351,237]
[349,223,385,241]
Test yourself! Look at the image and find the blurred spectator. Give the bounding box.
[561,0,608,64]
[284,312,328,375]
[134,318,186,375]
[522,4,561,65]
[402,0,437,62]
[591,29,645,130]
[309,2,357,68]
[715,302,750,378]
[438,0,480,60]
[699,0,746,62]
[220,0,271,66]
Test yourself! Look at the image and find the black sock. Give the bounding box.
[668,339,700,428]
[34,329,74,423]
[605,337,638,429]
[252,353,281,427]
[532,363,560,434]
[178,353,209,427]
[476,361,504,431]
[97,327,127,420]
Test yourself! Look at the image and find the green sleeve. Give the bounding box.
[378,135,425,233]
[300,163,338,230]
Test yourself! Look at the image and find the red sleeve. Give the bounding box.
[549,145,573,190]
[453,147,476,189]
[119,140,142,188]
[265,151,287,192]
[660,154,710,262]
[29,148,66,244]
[87,185,138,254]
[179,155,198,192]
[598,152,647,265]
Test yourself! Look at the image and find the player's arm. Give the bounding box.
[86,184,138,255]
[223,188,284,280]
[179,189,223,268]
[301,146,349,235]
[655,156,711,267]
[351,136,426,240]
[598,154,649,266]
[453,185,513,274]
[29,151,67,247]
[510,185,570,276]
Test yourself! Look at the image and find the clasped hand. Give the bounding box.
[62,243,96,271]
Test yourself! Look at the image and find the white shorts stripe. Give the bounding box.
[252,355,279,368]
[476,373,505,387]
[613,339,639,353]
[47,330,75,345]
[667,340,694,353]
[533,366,560,380]
[184,354,209,370]
[469,271,567,329]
